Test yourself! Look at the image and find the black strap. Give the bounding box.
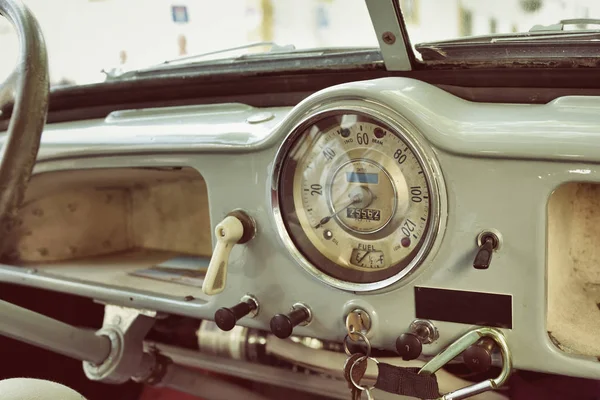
[374,363,440,399]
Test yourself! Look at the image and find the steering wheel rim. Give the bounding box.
[0,0,49,254]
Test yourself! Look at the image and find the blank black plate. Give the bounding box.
[414,287,512,329]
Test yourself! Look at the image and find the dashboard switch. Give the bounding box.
[270,303,312,339]
[396,333,423,361]
[396,319,438,361]
[214,295,259,331]
[463,337,496,373]
[473,232,500,270]
[202,210,256,295]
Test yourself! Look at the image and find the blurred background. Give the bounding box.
[1,0,600,86]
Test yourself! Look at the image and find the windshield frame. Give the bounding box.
[387,1,600,70]
[365,0,414,71]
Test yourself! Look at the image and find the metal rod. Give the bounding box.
[0,299,111,364]
[145,341,404,400]
[160,364,268,400]
[160,364,271,400]
[0,0,49,257]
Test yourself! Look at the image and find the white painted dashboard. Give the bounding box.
[2,77,600,380]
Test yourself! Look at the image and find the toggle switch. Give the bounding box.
[270,303,312,339]
[214,295,259,331]
[473,231,500,270]
[202,210,256,295]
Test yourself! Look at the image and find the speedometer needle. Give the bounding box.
[313,195,361,229]
[313,186,376,229]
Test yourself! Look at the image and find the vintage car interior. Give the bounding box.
[1,0,600,399]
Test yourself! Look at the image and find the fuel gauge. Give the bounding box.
[351,247,385,269]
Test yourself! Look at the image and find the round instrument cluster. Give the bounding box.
[273,110,441,291]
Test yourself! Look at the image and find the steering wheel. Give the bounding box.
[0,0,49,253]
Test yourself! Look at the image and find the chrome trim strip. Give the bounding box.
[0,104,293,162]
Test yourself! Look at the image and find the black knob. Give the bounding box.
[463,338,495,373]
[214,298,258,331]
[473,233,499,270]
[395,333,423,361]
[270,305,311,339]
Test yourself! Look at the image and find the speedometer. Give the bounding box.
[273,110,442,291]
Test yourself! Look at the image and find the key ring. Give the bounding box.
[349,355,378,391]
[343,330,372,357]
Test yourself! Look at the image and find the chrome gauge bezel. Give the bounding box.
[271,102,446,292]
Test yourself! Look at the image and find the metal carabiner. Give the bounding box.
[418,327,512,400]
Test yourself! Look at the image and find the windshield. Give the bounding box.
[0,0,378,87]
[403,0,600,52]
[3,0,599,88]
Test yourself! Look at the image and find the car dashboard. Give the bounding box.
[2,76,600,386]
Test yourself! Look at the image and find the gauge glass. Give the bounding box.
[277,112,434,285]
